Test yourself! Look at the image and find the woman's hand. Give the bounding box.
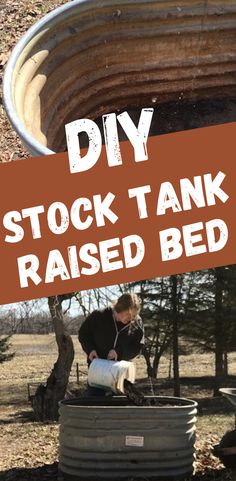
[88,350,98,361]
[107,349,118,361]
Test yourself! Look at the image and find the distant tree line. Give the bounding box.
[0,300,84,335]
[127,265,236,395]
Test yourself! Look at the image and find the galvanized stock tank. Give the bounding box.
[59,396,198,480]
[3,0,236,156]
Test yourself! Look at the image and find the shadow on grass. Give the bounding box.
[196,396,235,416]
[135,377,236,416]
[0,463,58,481]
[0,408,58,426]
[0,409,34,425]
[157,375,236,390]
[0,464,234,481]
[191,468,235,480]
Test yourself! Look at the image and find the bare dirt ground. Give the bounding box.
[1,335,236,481]
[0,0,69,162]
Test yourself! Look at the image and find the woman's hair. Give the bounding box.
[113,292,141,314]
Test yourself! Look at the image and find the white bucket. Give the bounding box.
[87,359,136,393]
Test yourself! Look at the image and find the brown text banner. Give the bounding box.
[0,122,235,304]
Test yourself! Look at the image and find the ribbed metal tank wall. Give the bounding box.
[59,396,198,480]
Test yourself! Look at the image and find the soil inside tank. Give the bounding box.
[61,393,195,408]
[76,95,236,149]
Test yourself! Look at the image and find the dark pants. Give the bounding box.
[86,384,113,397]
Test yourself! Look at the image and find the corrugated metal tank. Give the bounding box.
[59,396,198,480]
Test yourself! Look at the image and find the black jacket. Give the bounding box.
[79,307,144,362]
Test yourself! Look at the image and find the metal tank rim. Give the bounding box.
[3,0,83,157]
[59,395,198,409]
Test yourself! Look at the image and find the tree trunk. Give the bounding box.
[168,352,172,380]
[223,351,228,377]
[214,268,224,396]
[142,345,154,377]
[152,352,161,378]
[33,295,75,421]
[172,275,180,397]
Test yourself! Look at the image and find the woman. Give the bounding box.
[78,292,144,395]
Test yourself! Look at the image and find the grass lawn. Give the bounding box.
[1,335,236,480]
